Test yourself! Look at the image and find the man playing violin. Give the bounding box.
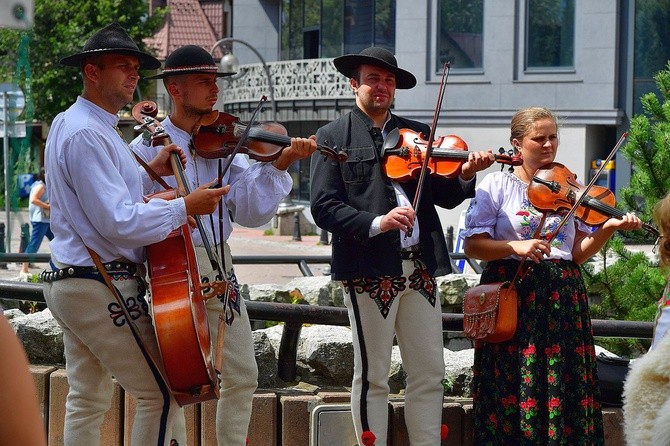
[43,24,227,446]
[309,46,495,445]
[131,44,317,446]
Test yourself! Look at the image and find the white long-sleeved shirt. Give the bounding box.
[46,97,187,266]
[130,116,292,246]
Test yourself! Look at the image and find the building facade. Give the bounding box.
[157,0,670,230]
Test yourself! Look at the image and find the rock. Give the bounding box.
[9,308,64,364]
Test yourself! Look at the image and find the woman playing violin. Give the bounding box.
[461,106,641,445]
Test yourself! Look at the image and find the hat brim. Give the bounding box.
[333,54,417,89]
[60,48,161,70]
[144,69,234,80]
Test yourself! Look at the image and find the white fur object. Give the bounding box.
[623,333,670,445]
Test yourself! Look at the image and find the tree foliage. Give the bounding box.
[584,61,670,356]
[0,0,165,124]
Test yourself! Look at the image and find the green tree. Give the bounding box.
[583,61,670,357]
[0,0,165,124]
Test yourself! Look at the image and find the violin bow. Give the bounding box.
[406,62,451,237]
[213,95,268,186]
[541,132,628,243]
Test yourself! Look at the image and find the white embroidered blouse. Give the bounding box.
[460,171,591,261]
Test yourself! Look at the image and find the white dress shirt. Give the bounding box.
[46,97,187,265]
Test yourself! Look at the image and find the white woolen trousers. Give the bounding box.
[345,259,445,446]
[44,263,179,446]
[173,243,258,445]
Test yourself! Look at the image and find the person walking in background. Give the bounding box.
[461,106,641,445]
[310,46,494,445]
[131,44,317,445]
[42,23,226,446]
[18,168,52,280]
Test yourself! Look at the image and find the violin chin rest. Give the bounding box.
[199,110,220,127]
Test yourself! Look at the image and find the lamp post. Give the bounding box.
[210,38,277,121]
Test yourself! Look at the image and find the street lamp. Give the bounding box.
[210,38,277,122]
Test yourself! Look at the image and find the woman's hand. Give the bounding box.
[510,239,551,263]
[602,212,642,232]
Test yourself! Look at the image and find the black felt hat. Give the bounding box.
[145,45,233,80]
[60,23,161,70]
[333,46,417,89]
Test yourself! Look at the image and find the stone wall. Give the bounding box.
[31,365,625,446]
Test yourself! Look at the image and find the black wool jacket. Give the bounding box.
[310,106,476,281]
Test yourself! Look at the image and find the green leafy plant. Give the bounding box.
[582,61,670,357]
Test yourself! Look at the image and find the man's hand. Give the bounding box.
[271,136,317,170]
[380,206,415,233]
[147,143,187,177]
[183,181,230,216]
[460,150,495,181]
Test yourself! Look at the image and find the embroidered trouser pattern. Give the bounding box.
[43,261,179,446]
[343,259,445,446]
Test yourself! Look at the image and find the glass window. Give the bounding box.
[633,0,670,115]
[374,0,396,52]
[321,0,343,58]
[437,0,483,71]
[525,0,574,69]
[282,0,395,60]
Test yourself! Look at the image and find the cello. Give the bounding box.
[132,101,226,406]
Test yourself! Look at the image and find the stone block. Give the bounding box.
[603,408,624,446]
[281,394,316,446]
[316,390,350,404]
[249,392,277,446]
[201,399,217,445]
[49,369,122,446]
[462,402,474,446]
[442,402,464,446]
[30,365,56,427]
[389,400,410,446]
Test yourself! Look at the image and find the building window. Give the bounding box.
[633,0,670,115]
[281,0,395,60]
[437,0,483,71]
[525,0,574,70]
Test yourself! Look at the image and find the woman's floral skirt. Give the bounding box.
[472,258,604,446]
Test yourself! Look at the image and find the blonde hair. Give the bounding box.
[509,107,559,145]
[654,192,670,267]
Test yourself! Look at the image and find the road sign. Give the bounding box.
[0,83,25,120]
[0,121,26,138]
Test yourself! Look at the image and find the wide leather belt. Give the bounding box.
[400,245,421,260]
[41,260,138,283]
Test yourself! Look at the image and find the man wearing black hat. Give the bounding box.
[131,44,317,445]
[310,47,494,445]
[43,24,227,446]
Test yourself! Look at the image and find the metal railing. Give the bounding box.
[0,252,483,275]
[0,277,654,382]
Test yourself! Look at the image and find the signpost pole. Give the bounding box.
[3,91,10,252]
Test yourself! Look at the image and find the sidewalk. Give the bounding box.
[0,209,332,285]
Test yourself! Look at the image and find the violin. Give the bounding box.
[381,128,522,182]
[191,111,347,162]
[528,162,659,237]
